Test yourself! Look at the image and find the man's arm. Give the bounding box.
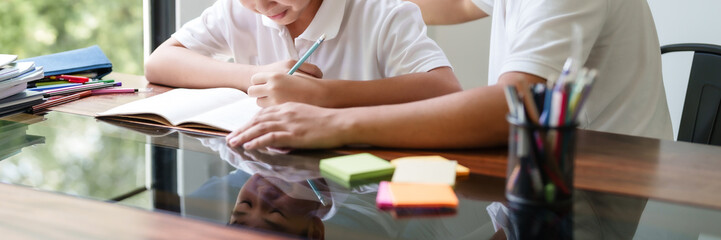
[341,72,543,148]
[247,67,461,108]
[406,0,488,25]
[144,38,322,91]
[228,72,544,149]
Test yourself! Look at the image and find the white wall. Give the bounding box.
[176,0,214,28]
[648,0,721,139]
[428,20,492,90]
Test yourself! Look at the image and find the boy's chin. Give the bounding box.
[273,19,295,26]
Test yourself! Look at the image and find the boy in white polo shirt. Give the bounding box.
[145,0,461,108]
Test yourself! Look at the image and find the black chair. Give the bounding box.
[661,43,721,146]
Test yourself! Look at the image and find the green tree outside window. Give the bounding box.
[0,0,144,75]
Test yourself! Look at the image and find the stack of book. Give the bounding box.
[0,54,45,116]
[0,46,117,116]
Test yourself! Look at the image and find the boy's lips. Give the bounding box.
[268,10,287,20]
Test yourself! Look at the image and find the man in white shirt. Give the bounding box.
[227,0,673,149]
[417,0,673,140]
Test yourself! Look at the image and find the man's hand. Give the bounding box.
[226,102,351,149]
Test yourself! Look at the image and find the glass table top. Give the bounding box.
[1,111,721,239]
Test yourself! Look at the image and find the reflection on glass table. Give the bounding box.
[229,174,328,239]
[2,111,721,239]
[0,112,146,201]
[163,137,721,240]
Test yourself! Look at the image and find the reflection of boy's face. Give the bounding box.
[230,174,324,239]
[239,0,314,26]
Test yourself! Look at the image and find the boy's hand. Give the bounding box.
[255,60,323,78]
[226,102,350,149]
[247,72,332,107]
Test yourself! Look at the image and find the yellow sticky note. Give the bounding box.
[392,160,457,186]
[390,156,470,177]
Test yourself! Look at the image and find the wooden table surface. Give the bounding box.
[339,129,721,210]
[5,73,721,238]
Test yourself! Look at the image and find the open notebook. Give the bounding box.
[96,88,261,134]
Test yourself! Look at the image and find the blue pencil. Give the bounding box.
[307,179,327,206]
[288,34,326,75]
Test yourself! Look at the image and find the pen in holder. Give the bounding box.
[503,59,597,206]
[506,116,577,205]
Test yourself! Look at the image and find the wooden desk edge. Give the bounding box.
[0,183,294,239]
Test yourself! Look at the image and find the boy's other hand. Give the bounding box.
[247,72,331,108]
[255,60,323,78]
[226,102,350,150]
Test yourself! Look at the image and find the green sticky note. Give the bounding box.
[320,153,395,187]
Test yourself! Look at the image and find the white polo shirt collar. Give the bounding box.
[261,0,346,41]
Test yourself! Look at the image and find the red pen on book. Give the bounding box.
[53,74,90,83]
[31,90,92,113]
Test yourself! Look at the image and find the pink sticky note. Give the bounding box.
[376,181,394,210]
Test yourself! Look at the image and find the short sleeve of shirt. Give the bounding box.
[172,0,234,57]
[377,2,451,76]
[499,0,607,80]
[471,0,494,15]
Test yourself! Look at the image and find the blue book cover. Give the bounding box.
[18,45,112,79]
